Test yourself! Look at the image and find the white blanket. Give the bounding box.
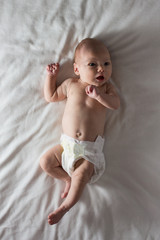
[1,0,160,239]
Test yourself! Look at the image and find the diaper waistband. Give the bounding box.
[60,134,105,152]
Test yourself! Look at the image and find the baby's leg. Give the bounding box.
[40,144,71,198]
[48,159,94,225]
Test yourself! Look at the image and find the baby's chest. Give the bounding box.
[69,90,104,111]
[85,95,101,109]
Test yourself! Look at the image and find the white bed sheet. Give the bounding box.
[1,0,160,239]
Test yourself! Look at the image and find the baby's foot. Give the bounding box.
[48,205,68,225]
[46,63,59,76]
[61,180,71,199]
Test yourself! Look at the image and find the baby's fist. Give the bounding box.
[46,63,59,76]
[85,85,99,99]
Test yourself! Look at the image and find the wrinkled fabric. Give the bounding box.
[0,0,160,239]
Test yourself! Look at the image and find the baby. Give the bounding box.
[40,38,120,225]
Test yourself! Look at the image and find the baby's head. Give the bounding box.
[73,38,112,86]
[74,38,107,62]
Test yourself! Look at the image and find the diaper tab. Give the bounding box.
[94,135,105,152]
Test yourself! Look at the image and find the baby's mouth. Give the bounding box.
[96,76,104,81]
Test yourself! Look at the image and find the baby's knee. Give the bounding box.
[72,167,93,184]
[39,155,50,171]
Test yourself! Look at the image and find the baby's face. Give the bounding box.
[74,44,112,87]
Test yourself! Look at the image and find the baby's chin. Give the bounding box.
[94,79,108,87]
[80,78,108,87]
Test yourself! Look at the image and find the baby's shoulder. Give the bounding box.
[64,77,78,87]
[64,77,78,84]
[63,77,79,94]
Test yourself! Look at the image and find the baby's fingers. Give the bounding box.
[85,85,93,94]
[46,63,59,75]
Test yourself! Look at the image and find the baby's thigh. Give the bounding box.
[73,158,94,182]
[40,144,63,168]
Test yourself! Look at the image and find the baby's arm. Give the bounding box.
[86,83,120,110]
[44,63,69,102]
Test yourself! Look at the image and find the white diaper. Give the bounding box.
[60,134,105,184]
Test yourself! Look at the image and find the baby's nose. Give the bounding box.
[97,65,104,72]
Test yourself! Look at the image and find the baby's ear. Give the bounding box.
[73,63,80,76]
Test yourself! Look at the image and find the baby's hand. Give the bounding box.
[85,85,100,99]
[46,63,59,76]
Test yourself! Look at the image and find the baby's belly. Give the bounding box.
[61,110,106,141]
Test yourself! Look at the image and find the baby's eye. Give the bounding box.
[104,62,110,66]
[88,63,96,67]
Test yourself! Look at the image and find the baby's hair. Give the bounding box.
[73,38,106,63]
